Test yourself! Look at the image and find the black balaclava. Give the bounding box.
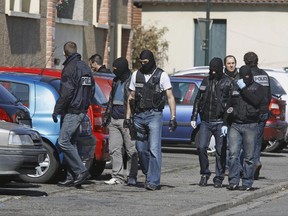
[239,65,253,85]
[209,57,223,80]
[139,50,156,74]
[112,57,130,82]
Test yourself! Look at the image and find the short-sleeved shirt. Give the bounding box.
[129,69,172,92]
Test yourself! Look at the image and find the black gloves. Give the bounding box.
[52,113,58,123]
[123,119,132,128]
[169,119,177,132]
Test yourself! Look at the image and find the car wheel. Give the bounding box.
[263,139,286,153]
[19,141,60,183]
[89,159,106,178]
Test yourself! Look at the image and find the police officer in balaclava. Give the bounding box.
[112,57,131,83]
[209,57,224,80]
[102,57,138,186]
[139,50,157,74]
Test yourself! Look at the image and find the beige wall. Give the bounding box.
[141,4,288,73]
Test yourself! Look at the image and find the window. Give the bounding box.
[194,19,226,66]
[171,81,198,105]
[5,0,40,19]
[269,76,286,97]
[0,81,30,107]
[92,0,109,29]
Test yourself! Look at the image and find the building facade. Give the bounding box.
[0,0,134,69]
[135,0,288,73]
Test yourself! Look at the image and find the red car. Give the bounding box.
[0,66,110,178]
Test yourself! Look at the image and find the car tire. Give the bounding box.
[89,159,106,178]
[263,139,287,153]
[19,141,60,183]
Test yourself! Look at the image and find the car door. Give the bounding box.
[162,78,200,144]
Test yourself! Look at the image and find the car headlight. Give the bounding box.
[8,132,34,145]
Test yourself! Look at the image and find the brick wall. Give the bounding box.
[46,0,56,68]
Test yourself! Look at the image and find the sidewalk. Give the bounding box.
[171,150,288,216]
[177,181,288,216]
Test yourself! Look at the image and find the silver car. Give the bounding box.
[0,121,46,184]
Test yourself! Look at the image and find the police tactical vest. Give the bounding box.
[113,81,125,105]
[135,68,167,112]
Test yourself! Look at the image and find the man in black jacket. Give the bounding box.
[223,65,264,191]
[244,52,271,180]
[191,57,233,188]
[53,41,95,187]
[89,53,111,74]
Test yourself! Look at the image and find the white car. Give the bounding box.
[0,121,46,184]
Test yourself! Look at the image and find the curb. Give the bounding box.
[176,181,288,216]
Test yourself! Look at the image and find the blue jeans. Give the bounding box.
[58,113,87,177]
[133,110,162,187]
[254,113,269,165]
[197,121,226,182]
[228,122,258,187]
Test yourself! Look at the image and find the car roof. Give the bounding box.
[0,71,59,83]
[0,66,62,77]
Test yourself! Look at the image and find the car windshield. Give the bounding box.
[269,77,286,97]
[0,83,18,104]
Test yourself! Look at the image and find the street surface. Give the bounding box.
[211,187,288,216]
[0,147,287,216]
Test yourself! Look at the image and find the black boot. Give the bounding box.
[57,178,74,187]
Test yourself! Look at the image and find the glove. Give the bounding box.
[123,119,132,128]
[221,126,228,137]
[169,119,177,132]
[191,121,197,129]
[237,79,246,89]
[52,113,58,123]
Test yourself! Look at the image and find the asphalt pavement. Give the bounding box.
[0,148,288,216]
[174,149,288,216]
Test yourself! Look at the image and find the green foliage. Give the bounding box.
[132,25,169,70]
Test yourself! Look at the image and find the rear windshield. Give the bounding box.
[94,83,108,106]
[270,76,286,96]
[0,83,18,104]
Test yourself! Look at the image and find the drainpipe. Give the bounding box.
[204,0,211,66]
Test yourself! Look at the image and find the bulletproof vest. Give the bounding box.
[135,68,167,112]
[230,84,259,123]
[113,81,125,105]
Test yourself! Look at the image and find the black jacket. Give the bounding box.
[53,53,95,115]
[223,81,264,124]
[97,65,112,74]
[251,66,271,114]
[191,74,233,122]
